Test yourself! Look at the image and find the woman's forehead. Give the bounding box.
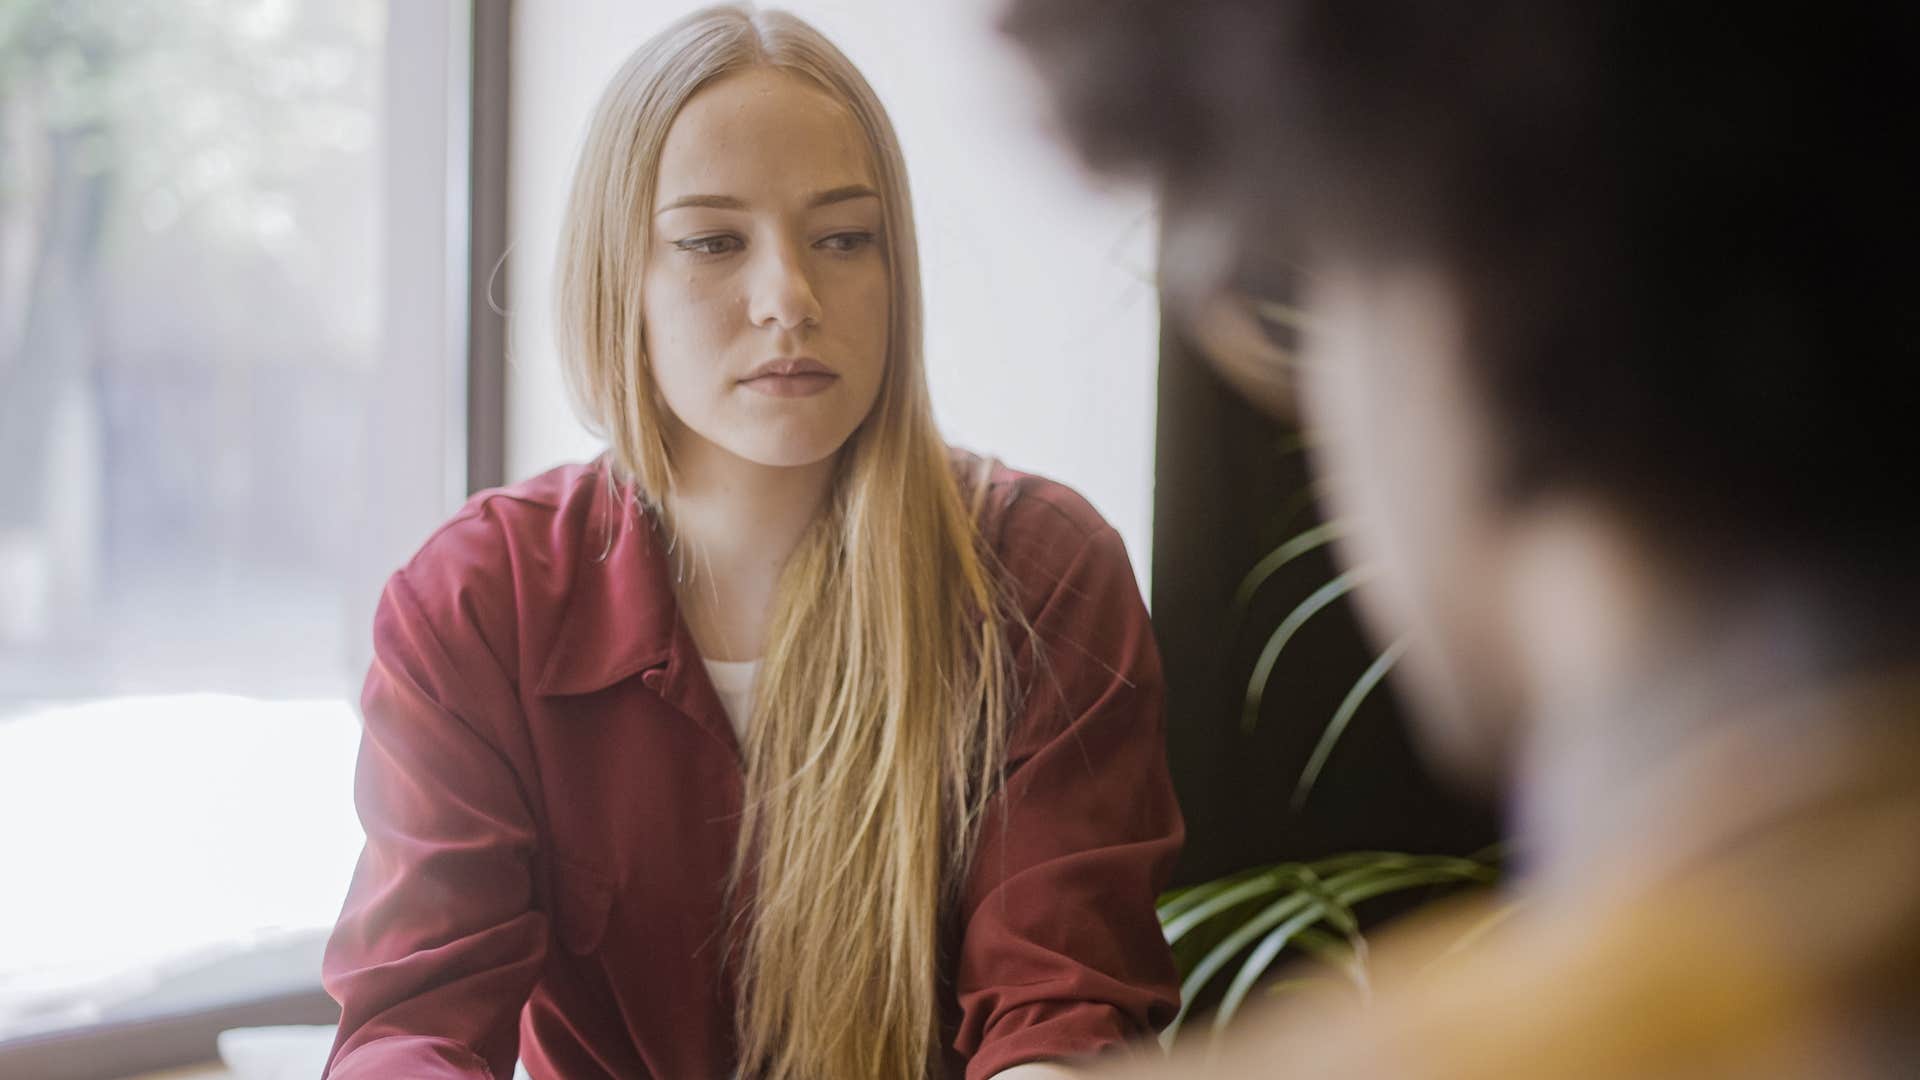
[655,67,875,208]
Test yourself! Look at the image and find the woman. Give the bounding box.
[321,7,1180,1079]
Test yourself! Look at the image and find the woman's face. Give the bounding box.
[643,67,890,472]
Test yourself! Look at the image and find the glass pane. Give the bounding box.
[0,0,388,1042]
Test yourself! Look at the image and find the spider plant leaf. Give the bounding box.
[1292,637,1408,808]
[1214,903,1330,1029]
[1229,521,1343,619]
[1288,926,1371,999]
[1165,861,1499,1045]
[1286,866,1362,940]
[1213,866,1468,1029]
[1287,866,1373,991]
[1307,851,1495,884]
[1422,900,1524,972]
[1243,569,1367,732]
[1165,852,1486,937]
[1157,863,1278,926]
[1304,851,1413,875]
[1165,862,1391,1041]
[1162,890,1318,1044]
[1156,853,1500,1035]
[1260,975,1334,999]
[1161,865,1293,946]
[1288,926,1352,968]
[1319,862,1495,900]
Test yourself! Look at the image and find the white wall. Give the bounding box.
[508,0,1159,587]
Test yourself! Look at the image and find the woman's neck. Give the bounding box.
[662,433,839,662]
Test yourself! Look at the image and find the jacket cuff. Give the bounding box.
[325,1034,497,1079]
[965,1002,1146,1080]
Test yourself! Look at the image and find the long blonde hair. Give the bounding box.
[554,7,1016,1077]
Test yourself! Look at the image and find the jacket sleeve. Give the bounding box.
[953,524,1184,1080]
[321,566,547,1079]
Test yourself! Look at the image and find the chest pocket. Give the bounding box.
[548,855,616,956]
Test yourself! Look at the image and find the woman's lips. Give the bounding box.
[741,371,839,397]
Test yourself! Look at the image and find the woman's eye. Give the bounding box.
[818,231,875,253]
[676,235,740,257]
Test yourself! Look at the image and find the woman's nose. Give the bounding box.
[747,238,822,331]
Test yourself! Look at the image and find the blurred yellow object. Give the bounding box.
[1104,673,1920,1078]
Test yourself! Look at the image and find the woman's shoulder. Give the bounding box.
[951,449,1110,546]
[949,449,1137,611]
[384,458,659,667]
[398,460,612,591]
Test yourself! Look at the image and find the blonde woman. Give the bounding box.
[321,7,1180,1079]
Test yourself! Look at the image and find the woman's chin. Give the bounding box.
[722,430,854,471]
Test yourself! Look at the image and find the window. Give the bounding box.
[0,1,503,1072]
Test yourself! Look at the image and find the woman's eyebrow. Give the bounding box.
[655,193,747,214]
[654,185,879,216]
[807,184,879,208]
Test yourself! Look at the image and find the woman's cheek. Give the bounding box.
[846,266,891,354]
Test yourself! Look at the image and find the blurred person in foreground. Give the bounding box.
[1007,3,1919,1076]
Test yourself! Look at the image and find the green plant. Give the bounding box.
[1158,851,1498,1042]
[1157,514,1503,1045]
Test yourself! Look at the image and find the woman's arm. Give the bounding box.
[321,562,547,1079]
[952,518,1184,1080]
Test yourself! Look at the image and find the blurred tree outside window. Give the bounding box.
[0,0,399,1044]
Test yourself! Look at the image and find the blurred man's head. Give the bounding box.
[1009,2,1919,784]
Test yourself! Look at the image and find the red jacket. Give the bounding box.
[321,456,1183,1079]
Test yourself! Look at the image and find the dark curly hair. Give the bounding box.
[1006,1,1920,574]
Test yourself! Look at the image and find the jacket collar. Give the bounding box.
[529,465,740,753]
[533,468,681,698]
